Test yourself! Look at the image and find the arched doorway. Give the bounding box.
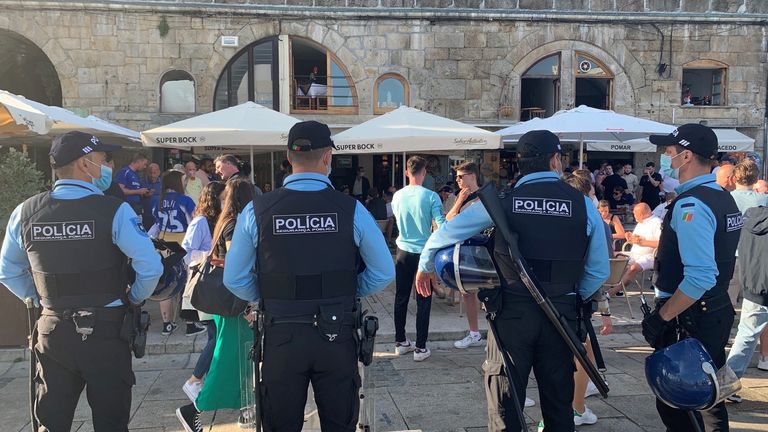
[0,29,61,106]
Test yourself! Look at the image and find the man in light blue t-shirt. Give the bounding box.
[729,160,768,306]
[391,156,446,361]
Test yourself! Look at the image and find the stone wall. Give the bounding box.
[92,0,768,14]
[0,1,766,148]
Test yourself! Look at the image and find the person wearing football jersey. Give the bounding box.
[149,170,197,335]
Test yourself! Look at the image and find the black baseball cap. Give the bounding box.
[287,121,336,152]
[649,123,718,160]
[49,131,120,167]
[518,130,562,158]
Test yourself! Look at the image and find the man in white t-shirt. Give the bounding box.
[616,203,661,288]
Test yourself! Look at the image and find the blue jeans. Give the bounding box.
[193,321,217,379]
[726,299,768,378]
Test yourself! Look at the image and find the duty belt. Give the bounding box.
[41,307,127,341]
[263,311,357,326]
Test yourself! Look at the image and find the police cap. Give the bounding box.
[649,123,718,160]
[287,121,337,152]
[50,131,120,167]
[518,130,562,158]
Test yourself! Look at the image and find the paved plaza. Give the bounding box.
[1,281,767,432]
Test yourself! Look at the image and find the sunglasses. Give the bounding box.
[456,173,474,180]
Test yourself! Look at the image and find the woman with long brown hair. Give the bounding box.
[176,179,255,431]
[179,181,226,403]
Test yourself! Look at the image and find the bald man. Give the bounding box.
[755,179,768,194]
[716,163,736,192]
[616,203,662,288]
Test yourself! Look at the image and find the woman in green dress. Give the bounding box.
[176,179,255,432]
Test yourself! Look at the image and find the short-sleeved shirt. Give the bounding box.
[622,173,639,194]
[629,216,662,262]
[730,189,768,214]
[391,185,445,253]
[639,172,663,207]
[116,165,143,203]
[151,191,196,233]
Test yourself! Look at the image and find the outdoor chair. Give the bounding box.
[293,79,311,110]
[604,255,634,319]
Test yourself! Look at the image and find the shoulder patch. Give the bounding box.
[725,212,743,232]
[512,197,572,217]
[680,202,695,208]
[681,210,695,222]
[131,217,149,237]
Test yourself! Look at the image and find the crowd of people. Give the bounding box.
[3,122,768,432]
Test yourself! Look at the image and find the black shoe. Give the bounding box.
[162,322,179,336]
[727,394,743,403]
[614,291,625,297]
[176,403,202,432]
[185,323,206,337]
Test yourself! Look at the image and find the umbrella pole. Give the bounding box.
[579,138,584,169]
[391,153,395,187]
[250,146,255,184]
[270,152,274,187]
[402,152,406,186]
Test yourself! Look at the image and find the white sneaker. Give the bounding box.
[585,380,600,398]
[413,348,431,362]
[454,332,484,349]
[395,340,416,355]
[182,380,202,403]
[525,397,535,407]
[757,355,768,371]
[574,406,598,426]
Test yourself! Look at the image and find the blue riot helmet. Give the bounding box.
[434,234,500,295]
[148,238,188,301]
[645,338,741,411]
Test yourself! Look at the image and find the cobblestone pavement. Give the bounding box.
[1,332,767,431]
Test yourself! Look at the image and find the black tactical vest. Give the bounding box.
[654,182,742,298]
[494,178,589,298]
[20,190,128,309]
[253,184,359,313]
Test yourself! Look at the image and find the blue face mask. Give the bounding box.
[86,159,113,191]
[659,154,679,180]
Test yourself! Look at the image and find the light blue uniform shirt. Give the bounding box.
[730,188,768,214]
[0,180,163,306]
[418,172,610,299]
[223,172,395,302]
[654,174,722,300]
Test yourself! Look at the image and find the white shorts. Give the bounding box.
[629,254,654,271]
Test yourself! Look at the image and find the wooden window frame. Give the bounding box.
[212,37,279,112]
[574,52,614,110]
[373,73,410,115]
[289,36,359,115]
[682,59,728,107]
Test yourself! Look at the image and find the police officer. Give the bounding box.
[642,124,741,431]
[415,130,609,431]
[0,131,163,431]
[223,121,395,431]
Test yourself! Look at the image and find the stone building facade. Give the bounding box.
[1,0,767,177]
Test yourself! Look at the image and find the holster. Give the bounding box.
[358,313,379,366]
[477,288,503,317]
[121,305,150,358]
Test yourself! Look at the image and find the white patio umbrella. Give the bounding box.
[496,105,676,166]
[333,106,501,154]
[142,101,300,182]
[0,89,140,146]
[594,128,756,154]
[333,106,501,185]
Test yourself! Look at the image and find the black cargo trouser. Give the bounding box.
[654,296,735,432]
[261,323,360,432]
[33,312,134,432]
[485,296,579,432]
[394,248,432,348]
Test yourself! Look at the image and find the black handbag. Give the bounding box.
[189,259,248,316]
[188,229,248,316]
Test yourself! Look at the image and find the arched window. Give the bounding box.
[574,52,613,110]
[682,59,727,106]
[520,54,560,120]
[290,37,358,113]
[160,70,195,113]
[374,73,409,114]
[214,37,278,111]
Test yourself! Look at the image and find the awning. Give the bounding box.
[605,129,755,153]
[586,140,657,152]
